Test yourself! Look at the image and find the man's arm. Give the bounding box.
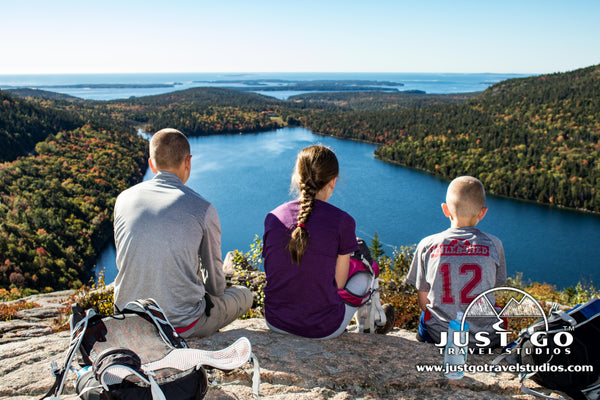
[200,204,226,296]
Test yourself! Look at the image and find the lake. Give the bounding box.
[96,127,600,289]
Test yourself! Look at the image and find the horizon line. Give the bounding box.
[0,70,543,77]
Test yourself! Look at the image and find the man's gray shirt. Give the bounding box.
[113,171,225,328]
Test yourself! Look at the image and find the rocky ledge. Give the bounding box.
[0,290,568,399]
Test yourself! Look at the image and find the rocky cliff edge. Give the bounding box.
[0,290,566,399]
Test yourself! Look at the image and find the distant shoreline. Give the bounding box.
[10,83,180,89]
[0,72,527,100]
[4,79,406,93]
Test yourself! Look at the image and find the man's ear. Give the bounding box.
[149,158,158,174]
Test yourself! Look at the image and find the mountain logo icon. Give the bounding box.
[462,287,548,332]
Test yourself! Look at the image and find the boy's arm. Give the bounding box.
[406,240,431,312]
[495,239,508,286]
[418,290,430,312]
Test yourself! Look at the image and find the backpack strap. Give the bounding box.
[251,352,261,400]
[555,309,577,326]
[124,298,187,349]
[40,308,98,399]
[520,381,567,400]
[94,347,170,400]
[354,278,386,334]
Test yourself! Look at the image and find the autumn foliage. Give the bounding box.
[0,125,147,291]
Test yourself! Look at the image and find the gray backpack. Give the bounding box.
[42,298,259,399]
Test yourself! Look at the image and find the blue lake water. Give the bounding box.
[97,127,600,289]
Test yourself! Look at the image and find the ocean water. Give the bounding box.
[0,72,530,100]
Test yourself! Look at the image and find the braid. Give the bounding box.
[298,182,317,224]
[287,145,339,265]
[288,183,316,264]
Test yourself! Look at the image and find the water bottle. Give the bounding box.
[76,365,92,378]
[444,311,469,379]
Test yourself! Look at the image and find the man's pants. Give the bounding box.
[180,285,253,338]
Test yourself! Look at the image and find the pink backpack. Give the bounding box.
[337,240,380,306]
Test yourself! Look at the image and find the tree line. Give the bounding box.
[295,65,600,212]
[0,91,81,162]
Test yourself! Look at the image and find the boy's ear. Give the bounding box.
[441,203,452,218]
[478,206,488,221]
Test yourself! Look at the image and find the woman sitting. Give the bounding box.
[262,144,367,339]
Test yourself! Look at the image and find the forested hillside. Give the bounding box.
[6,88,83,102]
[0,88,294,293]
[0,91,148,293]
[112,87,287,135]
[296,65,600,212]
[289,91,477,112]
[0,91,81,162]
[0,126,147,292]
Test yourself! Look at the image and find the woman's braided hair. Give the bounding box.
[287,145,339,264]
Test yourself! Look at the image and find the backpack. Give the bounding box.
[338,239,395,334]
[42,298,259,400]
[501,297,600,400]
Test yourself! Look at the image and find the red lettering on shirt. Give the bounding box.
[431,239,489,258]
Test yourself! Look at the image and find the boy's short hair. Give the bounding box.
[150,128,190,170]
[445,176,486,218]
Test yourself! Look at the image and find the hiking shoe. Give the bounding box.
[375,303,396,334]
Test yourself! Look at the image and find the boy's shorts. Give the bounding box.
[417,309,505,348]
[417,310,434,343]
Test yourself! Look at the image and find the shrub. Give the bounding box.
[0,300,40,321]
[228,236,265,319]
[376,245,421,331]
[54,270,114,332]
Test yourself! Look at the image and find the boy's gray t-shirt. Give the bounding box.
[406,226,507,344]
[113,171,224,328]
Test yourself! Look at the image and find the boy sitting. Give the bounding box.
[406,176,507,346]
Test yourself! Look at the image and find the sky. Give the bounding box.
[1,0,599,75]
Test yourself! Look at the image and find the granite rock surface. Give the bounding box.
[0,290,568,399]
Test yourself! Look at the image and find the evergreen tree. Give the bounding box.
[369,232,386,259]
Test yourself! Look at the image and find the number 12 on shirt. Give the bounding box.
[440,263,482,305]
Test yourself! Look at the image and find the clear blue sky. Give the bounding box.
[2,0,599,74]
